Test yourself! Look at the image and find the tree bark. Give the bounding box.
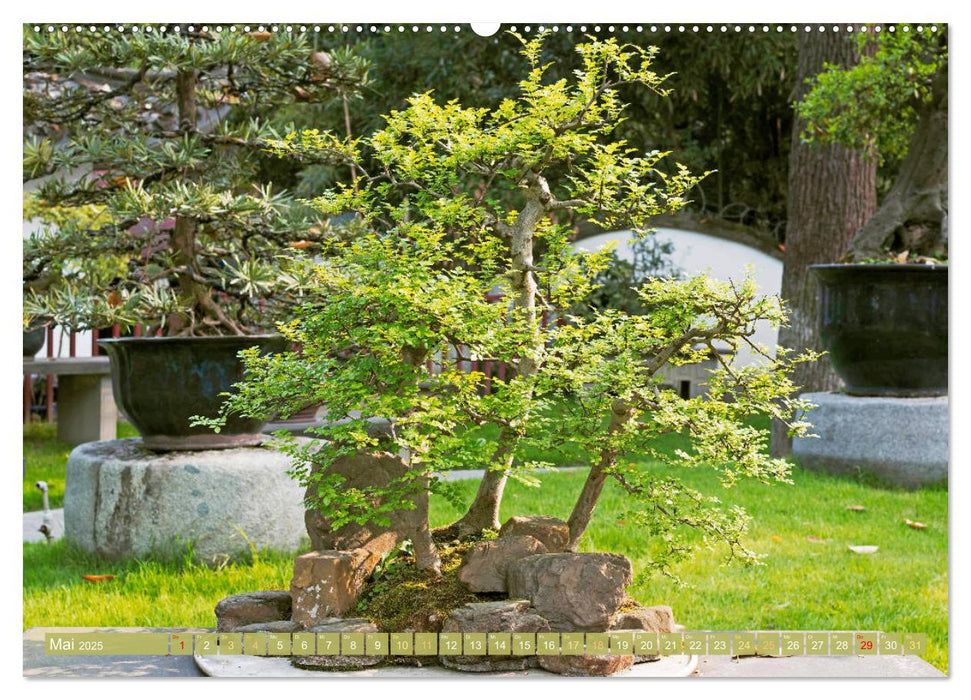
[170,70,200,335]
[410,474,442,574]
[436,439,513,540]
[166,69,244,337]
[444,174,546,536]
[770,29,877,457]
[176,69,197,132]
[566,399,632,551]
[847,66,948,260]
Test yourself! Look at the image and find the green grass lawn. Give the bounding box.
[23,542,298,628]
[431,467,948,673]
[22,416,948,672]
[23,421,138,511]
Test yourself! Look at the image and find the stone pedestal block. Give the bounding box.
[290,549,381,626]
[64,438,306,559]
[498,515,570,553]
[507,553,633,631]
[58,374,117,445]
[792,392,947,488]
[24,357,117,445]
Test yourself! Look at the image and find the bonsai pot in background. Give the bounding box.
[811,263,948,397]
[97,335,287,451]
[23,325,46,357]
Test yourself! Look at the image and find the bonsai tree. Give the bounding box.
[796,25,947,261]
[207,34,815,576]
[22,25,369,335]
[539,276,815,571]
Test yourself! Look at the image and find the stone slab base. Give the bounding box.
[695,654,943,677]
[196,652,942,678]
[194,653,699,678]
[792,392,947,488]
[24,629,942,679]
[64,438,306,560]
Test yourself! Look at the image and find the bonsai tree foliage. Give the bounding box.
[796,25,947,261]
[537,277,815,569]
[579,235,680,318]
[208,34,816,576]
[22,26,369,335]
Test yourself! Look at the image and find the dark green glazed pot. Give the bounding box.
[811,264,948,396]
[23,326,46,357]
[97,335,287,451]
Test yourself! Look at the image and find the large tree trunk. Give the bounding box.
[848,66,948,260]
[770,30,877,457]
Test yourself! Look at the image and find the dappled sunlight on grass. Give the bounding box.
[23,539,299,629]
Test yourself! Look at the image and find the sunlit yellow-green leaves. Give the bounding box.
[202,34,812,580]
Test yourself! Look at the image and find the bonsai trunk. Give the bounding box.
[566,399,632,551]
[436,438,514,540]
[444,177,546,537]
[168,218,244,336]
[410,474,442,574]
[166,69,244,337]
[847,66,948,260]
[399,348,442,572]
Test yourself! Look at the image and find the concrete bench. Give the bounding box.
[23,357,117,445]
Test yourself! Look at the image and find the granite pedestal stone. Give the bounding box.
[793,392,948,488]
[64,438,306,560]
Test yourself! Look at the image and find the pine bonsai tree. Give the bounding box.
[206,34,816,575]
[23,25,369,335]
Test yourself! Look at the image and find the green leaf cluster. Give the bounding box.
[797,27,946,163]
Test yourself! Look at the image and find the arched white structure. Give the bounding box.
[574,228,784,366]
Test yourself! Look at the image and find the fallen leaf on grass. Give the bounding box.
[81,575,116,583]
[848,545,879,554]
[846,505,867,512]
[905,519,927,530]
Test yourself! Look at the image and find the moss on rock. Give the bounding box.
[354,542,504,632]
